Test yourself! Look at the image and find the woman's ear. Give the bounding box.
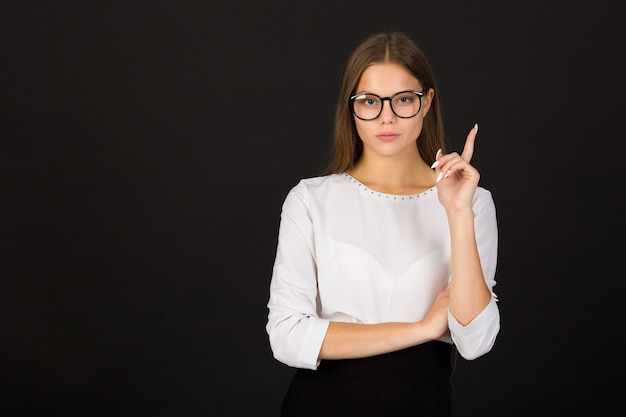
[422,88,435,116]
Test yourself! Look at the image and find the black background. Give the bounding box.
[2,1,624,416]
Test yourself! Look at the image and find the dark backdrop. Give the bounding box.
[2,1,624,416]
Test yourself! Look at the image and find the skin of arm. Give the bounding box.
[319,285,451,360]
[446,209,492,325]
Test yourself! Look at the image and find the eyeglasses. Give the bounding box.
[350,90,424,121]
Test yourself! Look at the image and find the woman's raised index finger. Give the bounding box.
[461,123,478,162]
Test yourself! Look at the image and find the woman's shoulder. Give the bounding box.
[474,185,496,201]
[282,174,345,205]
[475,185,493,199]
[473,185,497,214]
[291,173,344,192]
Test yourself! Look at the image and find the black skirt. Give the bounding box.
[281,341,454,417]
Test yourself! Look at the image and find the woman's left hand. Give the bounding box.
[432,124,480,212]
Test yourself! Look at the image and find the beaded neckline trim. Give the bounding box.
[343,173,436,200]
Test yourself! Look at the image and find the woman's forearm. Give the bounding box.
[318,321,432,360]
[447,208,492,325]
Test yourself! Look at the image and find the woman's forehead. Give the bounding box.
[356,63,422,93]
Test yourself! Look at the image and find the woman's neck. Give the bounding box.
[347,153,436,195]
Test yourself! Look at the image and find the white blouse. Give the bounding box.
[266,173,500,370]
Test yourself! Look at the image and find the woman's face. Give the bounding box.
[353,63,433,161]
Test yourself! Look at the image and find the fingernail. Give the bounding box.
[430,160,439,169]
[436,172,443,183]
[474,123,478,134]
[435,148,442,159]
[444,169,451,179]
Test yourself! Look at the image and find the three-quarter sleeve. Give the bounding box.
[266,182,330,369]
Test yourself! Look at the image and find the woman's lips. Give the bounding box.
[377,133,399,142]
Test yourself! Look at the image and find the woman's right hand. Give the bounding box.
[420,286,451,340]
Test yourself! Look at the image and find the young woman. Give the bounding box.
[266,31,500,416]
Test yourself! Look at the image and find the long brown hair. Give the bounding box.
[323,31,445,175]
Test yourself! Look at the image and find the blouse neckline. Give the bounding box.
[341,173,437,201]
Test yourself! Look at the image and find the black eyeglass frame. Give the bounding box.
[349,90,425,121]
